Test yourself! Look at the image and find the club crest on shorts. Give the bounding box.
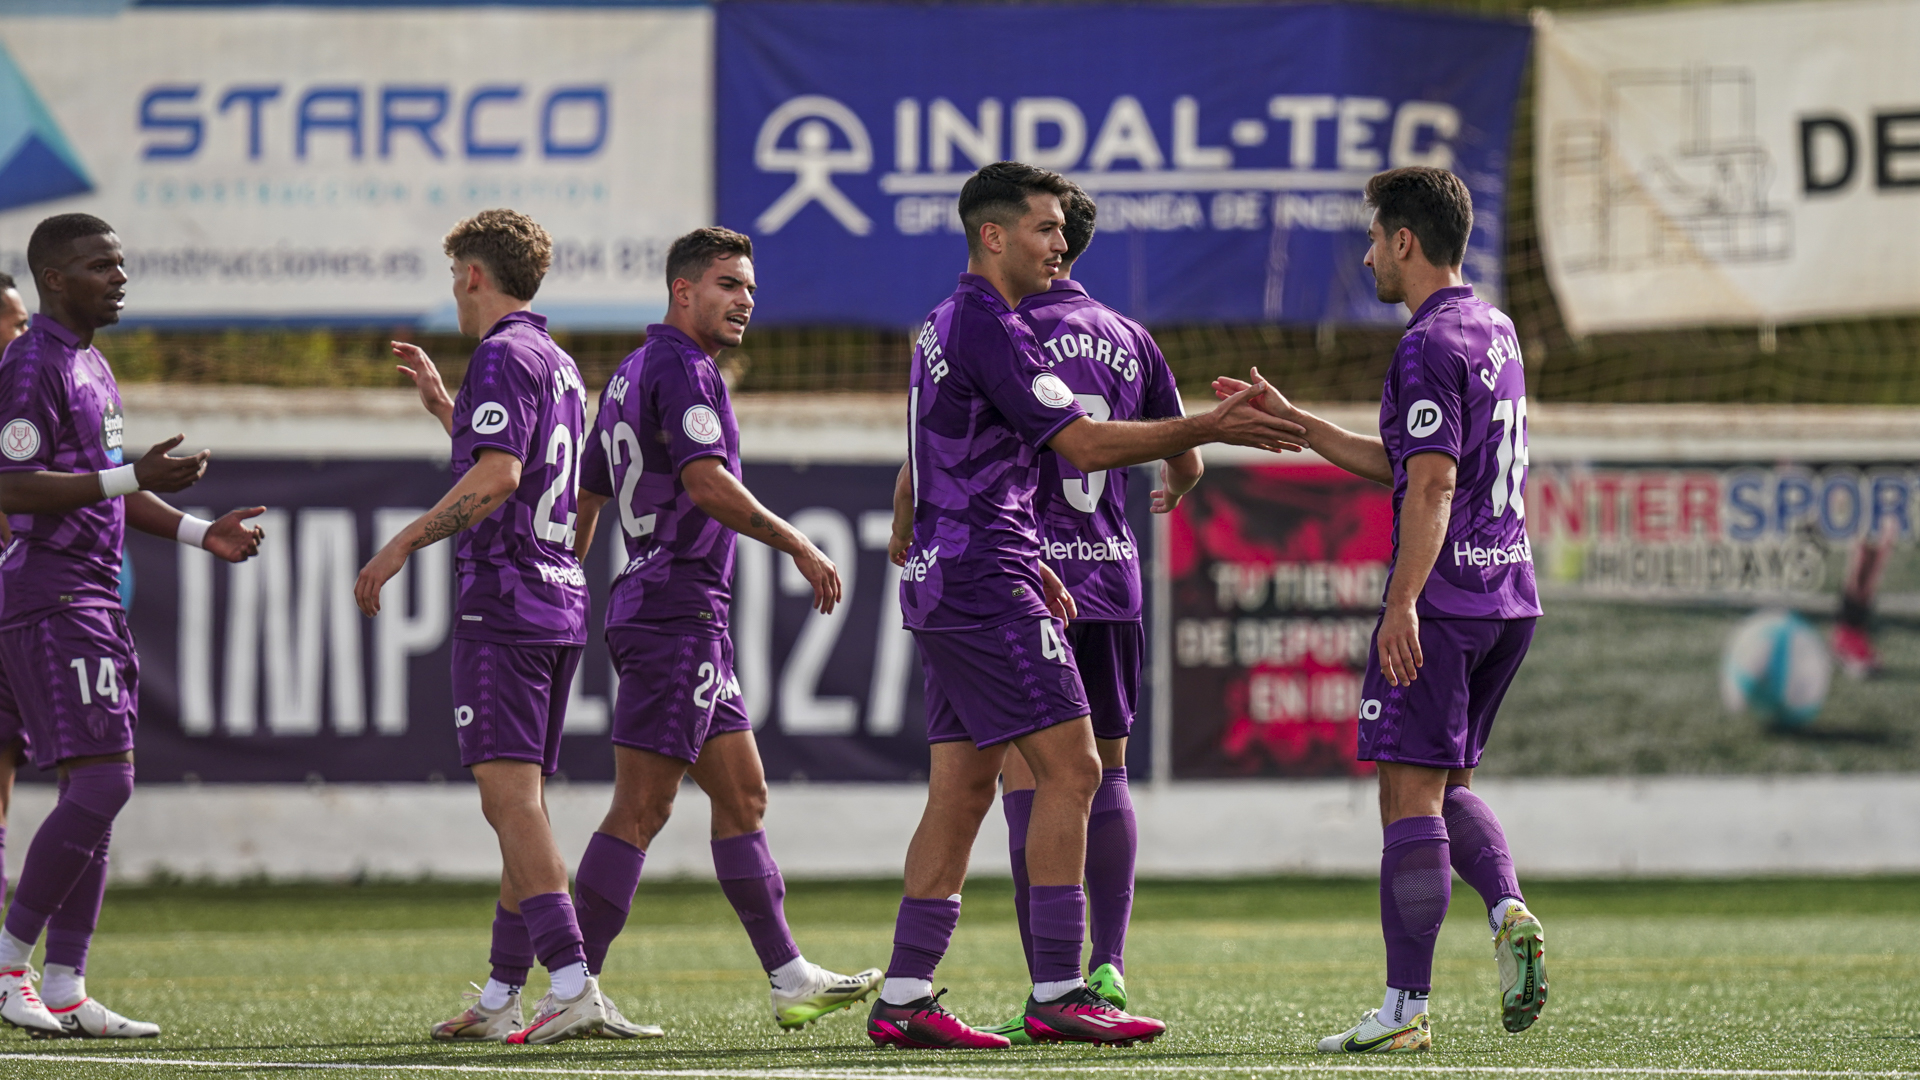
[1,418,40,461]
[683,405,723,444]
[471,401,510,435]
[1405,400,1443,439]
[1032,373,1074,409]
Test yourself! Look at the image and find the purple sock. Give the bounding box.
[1085,768,1136,974]
[575,832,645,976]
[1028,884,1087,984]
[885,896,960,980]
[1443,785,1523,909]
[43,832,109,973]
[4,764,132,948]
[1380,816,1451,994]
[518,891,587,972]
[0,823,8,915]
[489,903,535,987]
[713,831,801,972]
[1001,788,1036,980]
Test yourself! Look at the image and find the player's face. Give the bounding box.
[1365,213,1406,305]
[1002,195,1068,299]
[0,289,27,345]
[46,233,128,330]
[680,254,756,350]
[450,259,487,337]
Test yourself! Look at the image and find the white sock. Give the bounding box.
[548,961,589,1002]
[1489,896,1523,934]
[479,977,519,1011]
[1380,986,1429,1025]
[1032,978,1083,1003]
[0,931,33,972]
[880,977,932,1005]
[42,964,84,1009]
[769,956,813,994]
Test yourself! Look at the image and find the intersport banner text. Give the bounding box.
[1535,0,1920,335]
[717,3,1530,328]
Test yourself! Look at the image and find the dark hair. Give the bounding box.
[26,213,115,283]
[1060,183,1097,266]
[958,161,1073,259]
[665,227,753,291]
[443,208,552,301]
[0,271,14,293]
[1364,167,1473,269]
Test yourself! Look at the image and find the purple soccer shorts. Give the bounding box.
[1067,620,1142,742]
[917,615,1090,749]
[451,639,583,775]
[0,607,138,769]
[607,626,750,764]
[1357,616,1536,769]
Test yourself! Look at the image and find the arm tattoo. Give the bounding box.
[748,511,787,544]
[412,493,492,549]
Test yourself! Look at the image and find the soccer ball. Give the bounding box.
[1719,610,1831,729]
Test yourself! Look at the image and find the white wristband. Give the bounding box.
[98,464,140,499]
[175,514,213,549]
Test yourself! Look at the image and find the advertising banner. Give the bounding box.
[1535,0,1920,335]
[51,459,946,785]
[0,6,711,328]
[716,3,1530,327]
[1168,463,1390,779]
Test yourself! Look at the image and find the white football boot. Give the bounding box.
[595,990,664,1039]
[506,975,607,1044]
[1316,1008,1431,1053]
[0,967,61,1035]
[38,996,161,1039]
[429,983,522,1042]
[770,963,883,1030]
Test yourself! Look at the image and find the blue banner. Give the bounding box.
[716,3,1530,328]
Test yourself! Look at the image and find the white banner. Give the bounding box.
[1534,0,1920,336]
[0,7,712,327]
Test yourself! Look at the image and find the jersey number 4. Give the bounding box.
[1491,396,1529,519]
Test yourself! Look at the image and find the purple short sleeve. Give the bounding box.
[658,358,731,476]
[1391,324,1466,464]
[453,344,541,465]
[1141,340,1184,422]
[0,363,63,474]
[976,317,1088,450]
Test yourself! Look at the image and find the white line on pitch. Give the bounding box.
[1,1055,1917,1079]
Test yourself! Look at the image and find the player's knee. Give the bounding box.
[63,761,135,821]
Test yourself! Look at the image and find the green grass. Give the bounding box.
[2,877,1917,1077]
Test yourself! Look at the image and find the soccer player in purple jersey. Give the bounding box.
[1219,168,1547,1053]
[0,214,266,1038]
[868,162,1306,1050]
[973,186,1201,1043]
[0,271,28,935]
[355,210,608,1045]
[568,226,882,1032]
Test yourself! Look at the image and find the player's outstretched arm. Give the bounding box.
[888,461,912,567]
[393,341,454,435]
[355,449,521,617]
[1047,381,1308,474]
[574,490,608,562]
[1151,449,1204,515]
[681,456,841,615]
[1213,368,1392,486]
[0,434,209,517]
[125,493,265,563]
[1376,452,1456,688]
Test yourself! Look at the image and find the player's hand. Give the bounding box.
[354,540,410,618]
[1151,461,1186,514]
[132,435,211,493]
[1214,366,1304,425]
[791,540,843,615]
[1037,561,1076,623]
[394,341,454,430]
[888,527,912,567]
[203,506,266,564]
[1377,602,1423,687]
[1201,381,1309,453]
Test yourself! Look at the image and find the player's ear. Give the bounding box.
[980,221,1004,256]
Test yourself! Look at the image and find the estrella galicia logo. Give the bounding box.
[101,400,124,465]
[0,40,94,213]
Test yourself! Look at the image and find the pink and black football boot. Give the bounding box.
[867,989,1011,1049]
[1024,984,1166,1046]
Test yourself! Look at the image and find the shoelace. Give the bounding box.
[3,967,44,1006]
[911,988,955,1019]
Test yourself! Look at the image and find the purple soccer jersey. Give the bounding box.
[1019,280,1183,623]
[1380,286,1542,620]
[580,323,739,631]
[902,274,1090,633]
[0,315,128,626]
[448,311,589,645]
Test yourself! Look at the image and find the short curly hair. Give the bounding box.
[1060,183,1097,266]
[665,227,753,291]
[443,209,552,302]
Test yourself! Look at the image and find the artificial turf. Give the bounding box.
[1,875,1916,1078]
